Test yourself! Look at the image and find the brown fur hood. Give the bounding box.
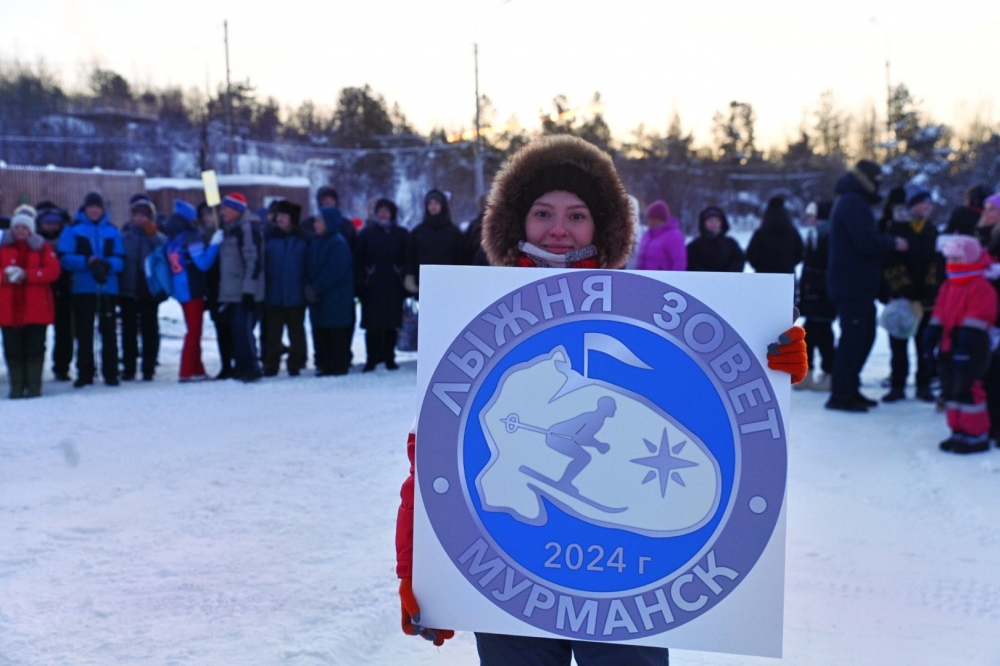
[482,135,635,268]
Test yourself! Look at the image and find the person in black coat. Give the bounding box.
[355,199,408,371]
[35,202,73,381]
[197,202,235,379]
[686,206,745,273]
[404,189,465,295]
[796,201,836,390]
[826,160,909,412]
[119,195,166,381]
[746,196,803,274]
[881,190,941,403]
[945,184,991,236]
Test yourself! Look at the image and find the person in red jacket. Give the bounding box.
[0,205,61,398]
[925,235,999,454]
[394,135,808,664]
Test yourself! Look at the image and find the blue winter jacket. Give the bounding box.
[827,173,896,303]
[164,214,220,303]
[58,212,125,295]
[306,209,354,328]
[265,228,307,308]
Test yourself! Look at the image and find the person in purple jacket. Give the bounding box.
[636,199,687,271]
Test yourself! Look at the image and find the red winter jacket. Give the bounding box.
[395,253,596,579]
[930,257,999,353]
[0,234,61,327]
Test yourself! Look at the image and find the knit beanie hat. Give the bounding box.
[222,193,248,213]
[129,194,156,219]
[174,199,198,222]
[984,192,1000,211]
[36,206,65,226]
[941,235,983,265]
[645,200,671,222]
[851,160,883,195]
[316,186,339,206]
[83,191,105,211]
[907,190,931,208]
[514,164,606,227]
[10,204,37,233]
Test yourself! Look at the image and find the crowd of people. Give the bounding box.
[1,153,1000,457]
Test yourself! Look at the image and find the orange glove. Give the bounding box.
[399,578,455,647]
[767,326,808,384]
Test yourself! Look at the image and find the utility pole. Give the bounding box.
[870,17,892,161]
[224,20,235,175]
[474,43,484,200]
[473,0,513,203]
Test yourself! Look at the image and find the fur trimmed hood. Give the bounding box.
[482,135,635,268]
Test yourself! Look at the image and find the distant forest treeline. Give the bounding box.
[1,59,998,229]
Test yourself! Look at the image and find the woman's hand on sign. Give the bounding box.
[766,326,808,384]
[399,577,455,647]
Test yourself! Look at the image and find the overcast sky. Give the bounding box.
[2,0,998,147]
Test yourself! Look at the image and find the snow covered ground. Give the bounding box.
[2,301,999,665]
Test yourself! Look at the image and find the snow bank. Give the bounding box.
[1,309,999,665]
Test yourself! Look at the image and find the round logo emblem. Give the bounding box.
[419,272,786,641]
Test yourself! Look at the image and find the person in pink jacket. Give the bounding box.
[636,199,687,271]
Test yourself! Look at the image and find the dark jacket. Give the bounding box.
[306,209,354,329]
[355,220,408,329]
[882,216,940,307]
[686,215,744,273]
[798,221,836,319]
[827,172,895,303]
[746,205,803,274]
[944,205,982,236]
[462,212,490,266]
[264,227,307,308]
[405,192,465,285]
[57,211,125,295]
[120,222,166,300]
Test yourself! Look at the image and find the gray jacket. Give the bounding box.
[218,211,266,303]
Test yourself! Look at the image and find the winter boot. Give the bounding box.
[881,388,906,403]
[792,371,814,391]
[825,395,868,413]
[7,358,26,399]
[938,434,960,452]
[811,373,832,392]
[25,358,44,398]
[951,433,990,454]
[915,386,935,403]
[855,392,878,408]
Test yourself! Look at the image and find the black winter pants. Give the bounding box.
[3,325,46,397]
[888,310,932,390]
[210,302,235,373]
[314,327,353,375]
[231,302,261,379]
[119,296,160,378]
[804,318,835,374]
[475,633,668,666]
[983,350,1000,439]
[73,294,118,382]
[831,300,876,399]
[52,288,73,376]
[364,328,397,367]
[263,306,307,374]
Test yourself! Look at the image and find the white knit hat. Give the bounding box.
[10,204,37,233]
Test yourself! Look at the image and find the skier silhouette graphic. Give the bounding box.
[547,396,617,488]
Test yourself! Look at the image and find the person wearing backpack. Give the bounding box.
[162,201,223,381]
[119,195,166,381]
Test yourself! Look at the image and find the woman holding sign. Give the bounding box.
[394,135,807,664]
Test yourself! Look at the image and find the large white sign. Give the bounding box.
[413,266,792,657]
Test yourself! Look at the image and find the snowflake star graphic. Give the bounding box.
[630,428,698,498]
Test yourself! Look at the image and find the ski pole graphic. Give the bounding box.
[501,414,574,440]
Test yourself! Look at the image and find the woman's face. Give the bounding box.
[980,203,1000,228]
[12,225,30,242]
[376,206,393,223]
[703,216,723,235]
[525,190,595,255]
[427,198,442,216]
[313,217,327,236]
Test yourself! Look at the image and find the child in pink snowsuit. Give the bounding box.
[926,236,999,453]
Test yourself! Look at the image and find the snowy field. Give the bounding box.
[2,300,1000,666]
